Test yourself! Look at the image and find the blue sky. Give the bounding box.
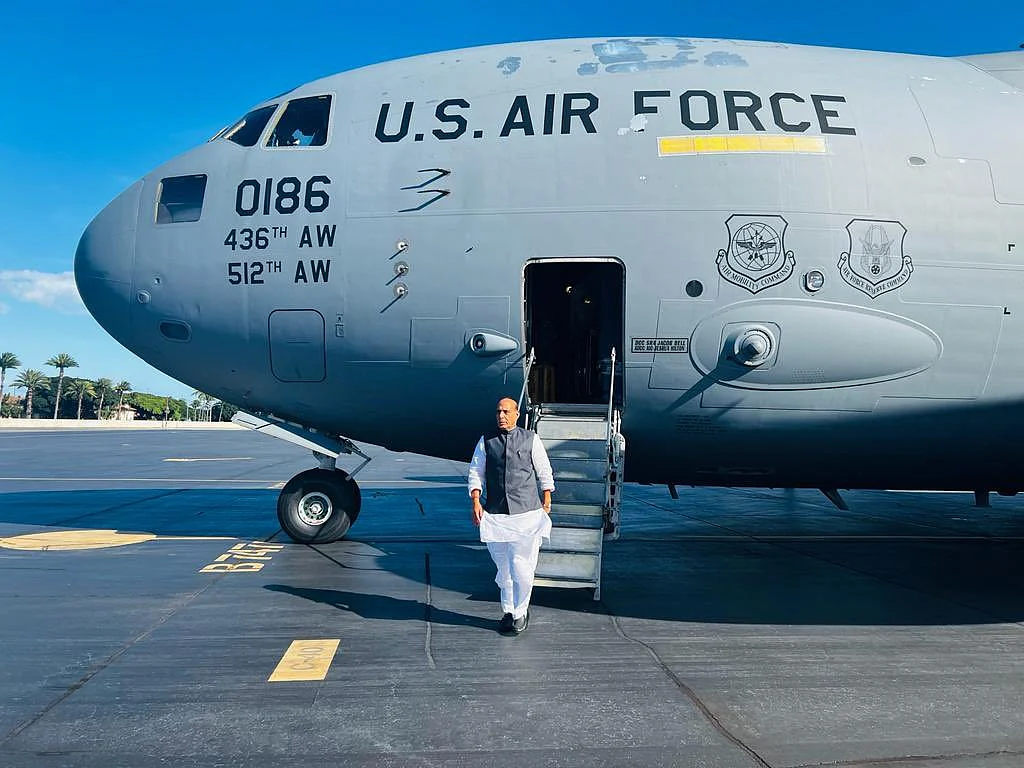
[0,1,1020,399]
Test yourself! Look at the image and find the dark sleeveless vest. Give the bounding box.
[483,426,542,516]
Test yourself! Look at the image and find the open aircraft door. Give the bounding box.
[523,259,624,406]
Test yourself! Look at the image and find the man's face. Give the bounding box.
[496,400,518,432]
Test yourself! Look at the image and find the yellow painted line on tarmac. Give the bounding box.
[268,640,341,682]
[0,529,157,550]
[199,541,284,573]
[0,529,235,551]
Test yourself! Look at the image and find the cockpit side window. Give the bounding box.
[217,105,278,147]
[267,95,332,148]
[156,175,208,224]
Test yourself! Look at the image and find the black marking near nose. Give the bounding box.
[400,168,451,190]
[399,189,450,213]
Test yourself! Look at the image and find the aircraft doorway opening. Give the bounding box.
[524,260,624,406]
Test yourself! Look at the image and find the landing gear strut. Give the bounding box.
[232,411,371,544]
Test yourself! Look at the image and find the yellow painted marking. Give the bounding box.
[694,135,729,153]
[657,136,694,155]
[725,134,761,152]
[792,136,829,152]
[199,541,285,573]
[658,134,827,156]
[268,640,340,682]
[0,529,157,551]
[758,135,799,152]
[0,529,237,551]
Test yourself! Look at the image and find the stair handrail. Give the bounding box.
[606,347,617,445]
[517,347,536,421]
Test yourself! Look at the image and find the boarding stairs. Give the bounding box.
[521,350,625,601]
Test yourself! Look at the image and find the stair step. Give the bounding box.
[543,527,603,553]
[533,576,598,590]
[549,503,604,529]
[549,513,605,530]
[537,403,608,417]
[552,480,606,505]
[536,418,608,441]
[551,457,606,482]
[536,551,600,582]
[542,438,607,460]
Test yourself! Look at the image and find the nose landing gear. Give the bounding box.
[233,411,371,544]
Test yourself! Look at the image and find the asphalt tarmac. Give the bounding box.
[1,428,1023,767]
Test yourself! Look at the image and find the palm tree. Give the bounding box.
[113,380,132,418]
[0,352,21,414]
[45,353,79,419]
[190,390,214,421]
[94,378,113,419]
[64,379,96,420]
[13,369,49,419]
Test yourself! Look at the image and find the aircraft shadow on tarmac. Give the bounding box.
[263,584,495,630]
[3,487,1024,626]
[359,536,1024,628]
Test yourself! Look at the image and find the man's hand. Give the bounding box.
[472,500,484,526]
[542,490,552,515]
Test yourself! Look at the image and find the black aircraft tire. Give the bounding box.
[277,468,362,543]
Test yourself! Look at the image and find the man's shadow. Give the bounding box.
[265,584,495,630]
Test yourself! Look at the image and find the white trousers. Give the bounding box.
[479,508,551,620]
[486,538,543,619]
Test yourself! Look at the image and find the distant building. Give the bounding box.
[112,403,137,421]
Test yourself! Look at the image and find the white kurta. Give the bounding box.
[468,433,554,619]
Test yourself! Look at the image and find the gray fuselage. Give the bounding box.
[75,37,1024,491]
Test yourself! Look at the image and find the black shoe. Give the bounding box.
[498,612,514,634]
[512,611,529,634]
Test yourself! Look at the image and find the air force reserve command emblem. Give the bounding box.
[716,215,796,294]
[838,219,913,298]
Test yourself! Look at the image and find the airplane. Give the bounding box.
[74,36,1024,551]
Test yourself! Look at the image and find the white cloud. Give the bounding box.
[0,270,84,313]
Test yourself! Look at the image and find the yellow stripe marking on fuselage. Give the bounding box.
[268,640,341,682]
[658,134,827,156]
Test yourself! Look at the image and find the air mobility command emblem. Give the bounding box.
[838,219,913,298]
[716,215,796,293]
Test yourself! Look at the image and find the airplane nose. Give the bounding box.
[74,181,142,341]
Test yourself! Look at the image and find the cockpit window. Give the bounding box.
[156,174,207,224]
[267,95,332,148]
[217,105,278,147]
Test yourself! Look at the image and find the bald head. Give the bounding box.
[496,398,519,432]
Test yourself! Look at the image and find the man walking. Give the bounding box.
[468,397,554,635]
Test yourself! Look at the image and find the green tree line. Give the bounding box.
[0,351,237,421]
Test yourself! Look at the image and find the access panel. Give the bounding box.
[269,309,326,382]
